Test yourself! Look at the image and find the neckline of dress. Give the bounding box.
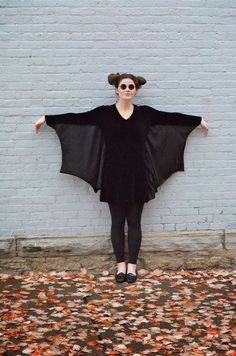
[114,103,136,121]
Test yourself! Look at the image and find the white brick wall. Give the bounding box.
[1,1,236,236]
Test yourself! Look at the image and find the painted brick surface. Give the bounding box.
[1,1,236,236]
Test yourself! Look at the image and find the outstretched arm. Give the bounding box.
[147,105,201,126]
[145,105,208,135]
[35,106,104,134]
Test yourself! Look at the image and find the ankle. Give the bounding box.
[127,263,137,274]
[117,261,126,274]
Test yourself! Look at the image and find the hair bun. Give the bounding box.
[108,73,120,86]
[136,76,146,86]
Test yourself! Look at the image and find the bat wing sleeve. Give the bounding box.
[144,105,202,197]
[45,106,106,192]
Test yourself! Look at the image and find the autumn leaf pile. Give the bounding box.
[0,268,235,355]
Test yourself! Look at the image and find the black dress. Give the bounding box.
[45,104,202,203]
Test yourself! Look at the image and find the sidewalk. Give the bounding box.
[0,268,235,355]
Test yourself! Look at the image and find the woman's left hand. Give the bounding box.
[200,118,209,136]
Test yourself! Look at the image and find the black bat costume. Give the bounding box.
[45,103,202,203]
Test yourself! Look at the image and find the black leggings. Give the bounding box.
[108,202,144,264]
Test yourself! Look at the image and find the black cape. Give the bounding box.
[45,104,201,203]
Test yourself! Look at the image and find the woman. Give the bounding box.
[35,72,209,284]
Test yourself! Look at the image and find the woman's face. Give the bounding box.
[115,78,137,100]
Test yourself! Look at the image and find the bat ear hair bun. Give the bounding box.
[136,76,147,88]
[107,73,120,86]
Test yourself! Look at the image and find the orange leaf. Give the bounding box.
[4,312,15,320]
[207,328,219,335]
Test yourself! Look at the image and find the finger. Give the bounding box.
[35,124,39,134]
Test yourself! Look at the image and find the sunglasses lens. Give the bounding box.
[129,84,135,90]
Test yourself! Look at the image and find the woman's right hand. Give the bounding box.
[35,115,46,134]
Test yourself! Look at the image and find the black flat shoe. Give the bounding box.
[115,272,126,283]
[126,272,137,283]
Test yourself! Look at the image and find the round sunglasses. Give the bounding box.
[119,84,136,90]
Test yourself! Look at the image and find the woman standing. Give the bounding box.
[35,73,209,283]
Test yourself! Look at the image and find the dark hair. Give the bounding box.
[108,72,146,89]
